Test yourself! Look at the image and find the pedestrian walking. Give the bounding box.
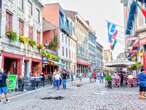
[99,72,104,83]
[18,75,24,91]
[138,68,146,99]
[120,73,124,87]
[79,71,82,82]
[93,71,97,82]
[54,70,61,90]
[61,69,68,89]
[0,69,9,103]
[40,72,45,87]
[105,73,112,89]
[70,71,74,85]
[88,70,92,83]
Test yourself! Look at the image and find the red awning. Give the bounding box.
[77,59,89,66]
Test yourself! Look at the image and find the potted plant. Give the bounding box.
[6,31,18,42]
[28,39,36,48]
[19,35,29,44]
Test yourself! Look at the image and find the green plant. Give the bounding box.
[28,39,36,48]
[48,40,53,49]
[6,31,18,42]
[37,44,44,50]
[19,35,29,44]
[48,34,58,50]
[52,34,58,48]
[40,50,47,57]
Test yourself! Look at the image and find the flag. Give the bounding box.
[111,39,118,50]
[107,22,117,43]
[125,1,137,35]
[137,2,146,18]
[107,21,118,50]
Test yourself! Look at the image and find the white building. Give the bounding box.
[0,0,43,79]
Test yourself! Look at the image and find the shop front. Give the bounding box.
[77,59,89,75]
[31,58,42,76]
[42,57,59,78]
[1,51,22,78]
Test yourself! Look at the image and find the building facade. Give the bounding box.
[42,3,76,72]
[75,15,89,73]
[123,0,146,68]
[0,0,43,79]
[88,31,97,71]
[96,42,103,70]
[103,50,112,63]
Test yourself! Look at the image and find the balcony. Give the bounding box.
[1,37,40,56]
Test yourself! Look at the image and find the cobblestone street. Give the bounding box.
[0,79,146,110]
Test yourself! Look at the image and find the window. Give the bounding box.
[18,0,24,10]
[62,35,64,42]
[65,36,67,44]
[28,0,33,16]
[19,19,24,35]
[0,0,2,8]
[66,48,68,57]
[29,26,33,39]
[36,9,40,23]
[68,38,70,46]
[6,11,12,32]
[69,50,71,58]
[37,31,41,44]
[62,47,64,56]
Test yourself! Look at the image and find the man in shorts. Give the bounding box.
[0,69,9,102]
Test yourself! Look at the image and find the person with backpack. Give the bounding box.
[0,69,9,103]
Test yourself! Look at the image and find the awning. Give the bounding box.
[105,58,135,67]
[77,59,89,66]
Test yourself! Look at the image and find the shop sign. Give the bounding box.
[7,74,17,91]
[42,57,48,64]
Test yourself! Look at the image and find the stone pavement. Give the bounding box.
[0,78,146,110]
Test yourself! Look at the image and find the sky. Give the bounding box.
[41,0,125,59]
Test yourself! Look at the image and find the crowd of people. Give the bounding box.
[1,67,146,103]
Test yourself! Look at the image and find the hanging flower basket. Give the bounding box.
[6,31,18,42]
[19,35,29,44]
[28,39,36,48]
[37,44,44,50]
[40,50,47,57]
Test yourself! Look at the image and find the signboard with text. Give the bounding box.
[7,74,17,91]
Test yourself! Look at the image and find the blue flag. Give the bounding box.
[107,22,117,43]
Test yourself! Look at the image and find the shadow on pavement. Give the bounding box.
[41,96,64,100]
